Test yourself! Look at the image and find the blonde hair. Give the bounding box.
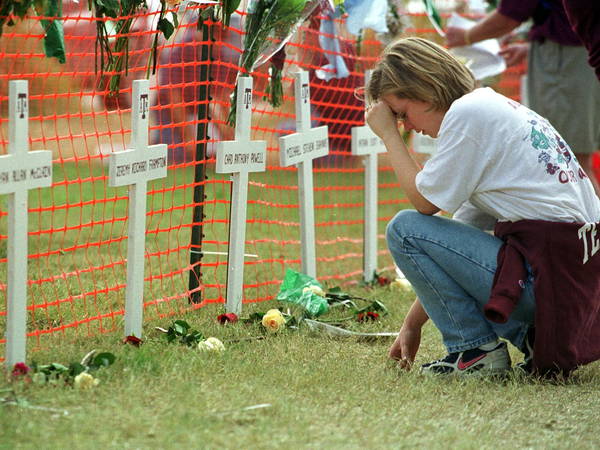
[365,37,475,111]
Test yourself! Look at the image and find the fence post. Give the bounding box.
[188,9,213,304]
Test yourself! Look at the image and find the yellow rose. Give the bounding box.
[197,337,226,352]
[262,309,286,332]
[302,285,325,297]
[74,372,99,390]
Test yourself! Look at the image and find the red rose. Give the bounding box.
[122,335,143,347]
[217,313,239,325]
[377,276,390,286]
[11,362,30,377]
[357,311,380,322]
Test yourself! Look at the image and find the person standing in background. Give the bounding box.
[561,0,600,81]
[445,0,600,195]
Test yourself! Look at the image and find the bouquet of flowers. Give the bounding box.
[227,0,333,126]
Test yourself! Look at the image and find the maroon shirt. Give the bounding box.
[499,0,582,46]
[485,220,600,377]
[562,0,600,80]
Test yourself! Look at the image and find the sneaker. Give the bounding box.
[515,327,535,374]
[420,341,511,376]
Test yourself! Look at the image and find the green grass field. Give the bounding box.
[2,286,600,449]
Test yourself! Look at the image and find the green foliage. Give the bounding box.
[164,320,205,346]
[221,0,241,25]
[0,0,66,63]
[40,0,65,63]
[227,0,312,126]
[89,0,147,93]
[30,350,116,385]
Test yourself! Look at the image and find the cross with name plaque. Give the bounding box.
[108,79,167,338]
[279,71,329,278]
[2,80,53,367]
[216,76,266,315]
[351,71,386,283]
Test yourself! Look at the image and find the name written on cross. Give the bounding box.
[279,77,329,167]
[0,166,52,184]
[216,81,266,174]
[114,156,167,178]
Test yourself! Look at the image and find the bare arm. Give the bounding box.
[389,298,430,370]
[446,10,521,48]
[366,103,440,215]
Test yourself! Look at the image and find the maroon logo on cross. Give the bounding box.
[244,88,252,109]
[17,93,27,119]
[301,83,309,104]
[139,94,149,119]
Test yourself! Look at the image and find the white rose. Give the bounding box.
[197,337,225,352]
[32,372,47,385]
[74,372,100,390]
[390,277,412,291]
[302,285,325,297]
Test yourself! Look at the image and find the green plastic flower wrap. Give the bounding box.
[276,268,329,317]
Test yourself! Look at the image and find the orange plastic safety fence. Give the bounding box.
[0,3,525,359]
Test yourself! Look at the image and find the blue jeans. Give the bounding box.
[386,210,535,354]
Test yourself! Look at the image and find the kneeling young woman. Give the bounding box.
[364,37,600,377]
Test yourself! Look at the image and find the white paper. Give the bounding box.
[447,13,507,80]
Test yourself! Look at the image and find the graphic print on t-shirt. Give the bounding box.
[523,108,588,185]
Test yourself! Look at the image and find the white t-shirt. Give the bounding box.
[415,88,600,223]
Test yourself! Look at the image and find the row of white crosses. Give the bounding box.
[2,72,386,366]
[218,70,390,314]
[2,79,166,368]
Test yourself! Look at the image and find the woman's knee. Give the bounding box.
[385,209,427,245]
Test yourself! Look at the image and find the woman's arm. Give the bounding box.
[366,103,440,215]
[389,298,430,370]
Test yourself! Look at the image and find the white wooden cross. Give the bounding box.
[108,79,167,338]
[351,71,386,283]
[1,80,53,368]
[216,76,266,315]
[279,71,329,278]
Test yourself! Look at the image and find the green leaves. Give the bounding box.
[93,0,121,18]
[91,352,117,369]
[157,14,176,40]
[0,0,66,63]
[165,320,205,347]
[29,350,116,386]
[221,0,242,25]
[39,0,65,63]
